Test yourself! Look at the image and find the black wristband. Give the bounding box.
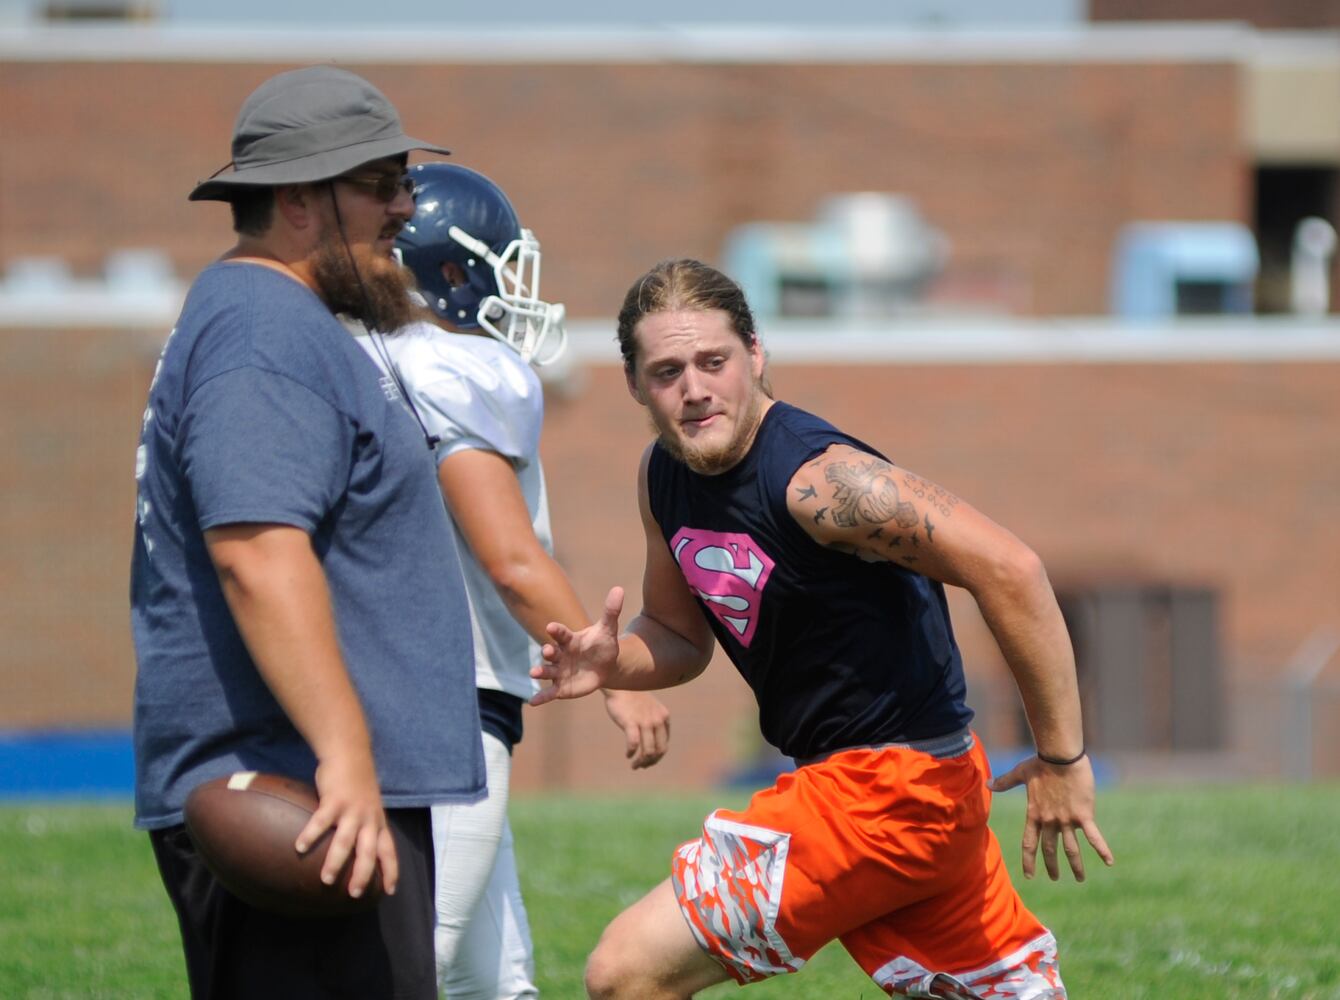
[1036,747,1086,766]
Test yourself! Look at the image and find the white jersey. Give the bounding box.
[354,320,548,699]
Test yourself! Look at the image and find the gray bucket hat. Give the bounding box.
[189,65,450,202]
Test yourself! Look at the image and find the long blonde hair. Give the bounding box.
[616,259,758,373]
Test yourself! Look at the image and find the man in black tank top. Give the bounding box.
[532,260,1112,1000]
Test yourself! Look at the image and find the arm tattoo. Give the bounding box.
[813,506,829,524]
[901,472,960,520]
[825,459,918,529]
[795,484,818,501]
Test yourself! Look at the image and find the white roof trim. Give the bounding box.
[1,23,1335,65]
[568,317,1340,364]
[5,297,1340,363]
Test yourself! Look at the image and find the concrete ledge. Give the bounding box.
[565,317,1340,365]
[2,22,1327,65]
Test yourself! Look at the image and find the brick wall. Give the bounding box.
[0,328,152,728]
[0,58,1243,318]
[1092,0,1340,29]
[3,46,1329,788]
[522,356,1340,788]
[5,325,1335,788]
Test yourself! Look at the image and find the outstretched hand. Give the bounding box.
[531,586,624,707]
[989,755,1114,882]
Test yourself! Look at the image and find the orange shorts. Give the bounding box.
[670,734,1066,998]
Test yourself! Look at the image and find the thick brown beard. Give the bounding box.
[312,231,415,332]
[652,385,766,476]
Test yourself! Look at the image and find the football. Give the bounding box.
[183,771,384,917]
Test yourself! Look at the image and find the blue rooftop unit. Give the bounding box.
[721,194,948,321]
[1111,222,1259,319]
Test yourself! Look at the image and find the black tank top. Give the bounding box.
[648,401,973,759]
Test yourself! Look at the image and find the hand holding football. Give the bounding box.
[184,771,385,917]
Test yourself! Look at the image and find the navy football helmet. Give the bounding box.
[396,163,567,365]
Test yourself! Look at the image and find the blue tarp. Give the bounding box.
[0,730,134,798]
[1,730,1114,798]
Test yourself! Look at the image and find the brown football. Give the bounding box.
[183,771,384,917]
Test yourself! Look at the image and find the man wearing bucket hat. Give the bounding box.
[131,66,482,998]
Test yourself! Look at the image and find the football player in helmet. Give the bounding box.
[395,162,567,366]
[354,163,671,999]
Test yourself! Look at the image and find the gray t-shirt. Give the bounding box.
[131,262,483,829]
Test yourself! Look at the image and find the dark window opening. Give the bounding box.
[1026,584,1224,754]
[1253,165,1338,314]
[1175,280,1232,315]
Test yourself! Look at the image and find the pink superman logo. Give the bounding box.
[669,528,775,648]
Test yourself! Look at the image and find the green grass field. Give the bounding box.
[1,785,1338,998]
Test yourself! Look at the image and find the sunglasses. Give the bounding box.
[336,171,416,202]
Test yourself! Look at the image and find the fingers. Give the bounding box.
[342,818,381,897]
[1060,826,1085,883]
[294,802,334,857]
[602,692,671,768]
[623,723,639,761]
[1008,756,1113,882]
[647,717,670,767]
[988,760,1027,793]
[303,808,393,898]
[624,723,656,769]
[1082,819,1116,868]
[628,718,670,769]
[529,684,562,708]
[628,739,655,769]
[601,587,625,631]
[1038,823,1061,881]
[1020,814,1039,880]
[1024,814,1101,882]
[646,711,670,768]
[532,649,563,680]
[1026,814,1113,882]
[317,812,359,888]
[303,758,391,900]
[1036,820,1107,882]
[375,824,399,896]
[529,644,573,707]
[1026,820,1078,881]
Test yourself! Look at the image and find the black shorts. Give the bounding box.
[477,687,525,752]
[150,807,436,1000]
